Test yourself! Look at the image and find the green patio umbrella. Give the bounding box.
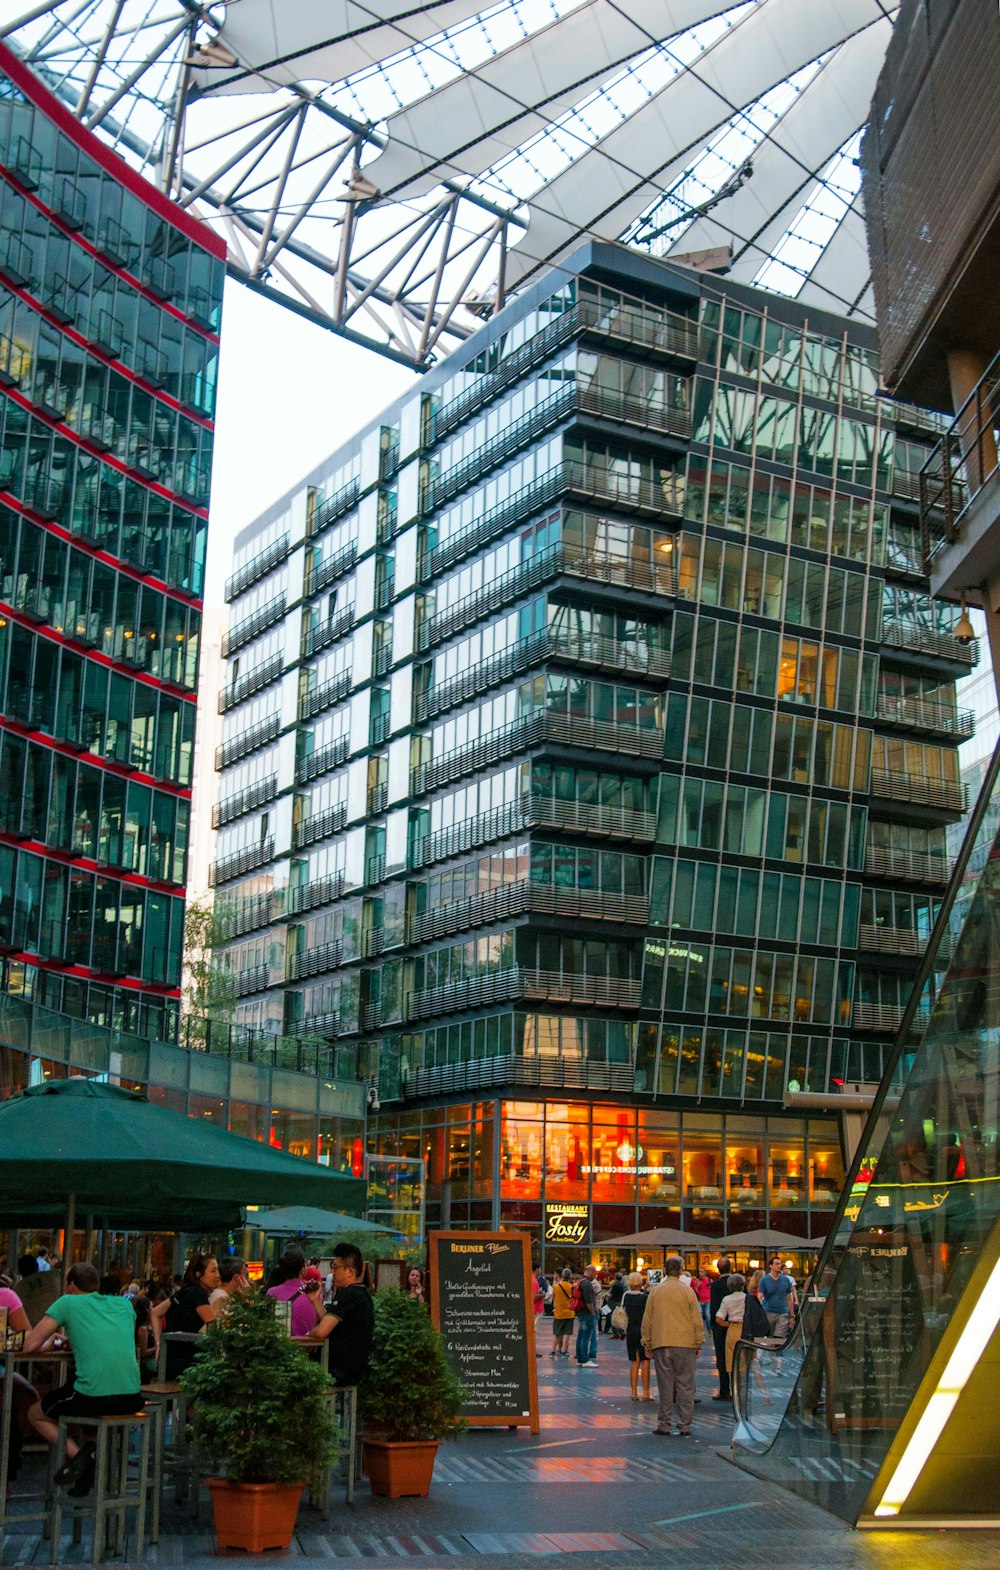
[246,1205,401,1238]
[0,1079,366,1242]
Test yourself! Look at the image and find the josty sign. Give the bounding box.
[544,1202,589,1245]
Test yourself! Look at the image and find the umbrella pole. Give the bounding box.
[62,1193,76,1288]
[83,1212,94,1267]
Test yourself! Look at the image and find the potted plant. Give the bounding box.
[360,1287,465,1498]
[181,1287,338,1552]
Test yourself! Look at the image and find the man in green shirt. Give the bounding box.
[23,1261,142,1494]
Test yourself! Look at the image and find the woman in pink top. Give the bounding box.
[266,1248,324,1337]
[1,1285,33,1481]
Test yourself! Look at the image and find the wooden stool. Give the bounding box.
[311,1385,359,1515]
[50,1410,149,1564]
[141,1381,189,1539]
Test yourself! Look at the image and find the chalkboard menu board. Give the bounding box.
[429,1231,539,1432]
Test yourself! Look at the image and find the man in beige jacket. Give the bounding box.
[641,1255,704,1436]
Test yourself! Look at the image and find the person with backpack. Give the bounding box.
[742,1269,773,1404]
[550,1268,574,1356]
[574,1264,599,1367]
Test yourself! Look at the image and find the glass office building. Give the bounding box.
[217,242,973,1252]
[0,43,224,1065]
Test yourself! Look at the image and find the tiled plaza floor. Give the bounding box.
[5,1335,1000,1566]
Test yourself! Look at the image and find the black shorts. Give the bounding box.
[40,1386,144,1422]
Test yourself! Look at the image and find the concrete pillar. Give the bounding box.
[948,347,997,490]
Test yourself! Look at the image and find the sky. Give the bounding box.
[203,278,417,609]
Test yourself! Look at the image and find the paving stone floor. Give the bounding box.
[4,1336,1000,1567]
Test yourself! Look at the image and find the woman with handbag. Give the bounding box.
[619,1272,651,1401]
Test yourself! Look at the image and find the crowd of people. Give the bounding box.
[1,1240,377,1498]
[530,1253,799,1437]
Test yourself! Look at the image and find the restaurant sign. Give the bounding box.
[544,1202,590,1245]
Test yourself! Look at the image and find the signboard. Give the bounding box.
[544,1202,589,1245]
[428,1230,539,1432]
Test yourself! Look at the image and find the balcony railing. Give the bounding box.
[422,462,685,579]
[407,967,641,1020]
[212,775,278,830]
[299,671,351,721]
[858,924,930,957]
[209,837,275,888]
[407,881,649,944]
[292,803,347,849]
[288,940,343,981]
[366,853,386,884]
[294,737,350,784]
[308,541,357,596]
[225,535,290,602]
[864,845,951,884]
[411,712,663,795]
[408,791,656,871]
[870,769,967,814]
[919,349,1000,571]
[284,873,346,916]
[367,781,388,816]
[302,605,355,658]
[433,297,698,439]
[370,712,391,746]
[216,892,275,941]
[414,628,670,722]
[852,1001,932,1032]
[307,476,360,537]
[215,714,280,771]
[235,963,270,998]
[875,692,975,738]
[218,654,284,713]
[419,540,675,652]
[222,594,286,657]
[403,1053,635,1098]
[881,618,978,666]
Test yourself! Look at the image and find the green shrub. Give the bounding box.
[360,1288,466,1443]
[181,1287,338,1485]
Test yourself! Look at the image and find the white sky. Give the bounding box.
[203,278,417,608]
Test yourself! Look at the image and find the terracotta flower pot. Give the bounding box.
[206,1478,303,1552]
[363,1438,439,1498]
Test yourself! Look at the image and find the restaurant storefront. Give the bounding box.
[368,1098,845,1270]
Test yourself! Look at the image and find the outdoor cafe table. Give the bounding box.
[0,1348,72,1538]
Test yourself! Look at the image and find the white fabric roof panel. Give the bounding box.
[503,0,896,288]
[190,0,495,94]
[677,24,889,294]
[365,0,738,199]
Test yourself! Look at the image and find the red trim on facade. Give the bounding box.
[15,949,181,997]
[0,378,209,521]
[0,42,227,262]
[0,713,193,801]
[1,490,204,612]
[0,226,216,430]
[0,595,198,705]
[0,829,186,896]
[0,166,221,348]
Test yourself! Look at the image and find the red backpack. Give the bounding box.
[569,1280,585,1314]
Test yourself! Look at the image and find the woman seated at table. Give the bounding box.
[1,1278,34,1482]
[154,1253,221,1378]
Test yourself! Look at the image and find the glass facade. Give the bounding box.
[0,46,225,1049]
[216,243,970,1227]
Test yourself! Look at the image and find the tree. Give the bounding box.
[182,899,237,1045]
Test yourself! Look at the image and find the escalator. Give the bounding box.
[729,737,1000,1525]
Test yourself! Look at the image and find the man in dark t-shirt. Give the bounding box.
[310,1243,374,1385]
[709,1256,734,1400]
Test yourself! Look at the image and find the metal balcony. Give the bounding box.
[299,671,352,721]
[870,769,967,814]
[302,605,355,658]
[307,476,360,537]
[212,775,279,829]
[292,803,348,849]
[288,941,343,981]
[852,1001,932,1032]
[367,781,388,816]
[411,711,664,795]
[225,535,290,603]
[880,618,978,666]
[406,881,649,944]
[294,737,350,783]
[407,967,641,1020]
[215,714,280,771]
[857,924,930,957]
[875,692,975,739]
[403,1053,636,1099]
[222,594,286,657]
[864,846,951,884]
[284,873,346,916]
[216,892,275,941]
[235,963,270,997]
[218,654,284,713]
[209,837,275,887]
[308,541,357,596]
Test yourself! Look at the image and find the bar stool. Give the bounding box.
[141,1381,189,1538]
[311,1385,359,1515]
[49,1410,149,1565]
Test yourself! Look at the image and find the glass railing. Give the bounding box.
[730,734,1000,1524]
